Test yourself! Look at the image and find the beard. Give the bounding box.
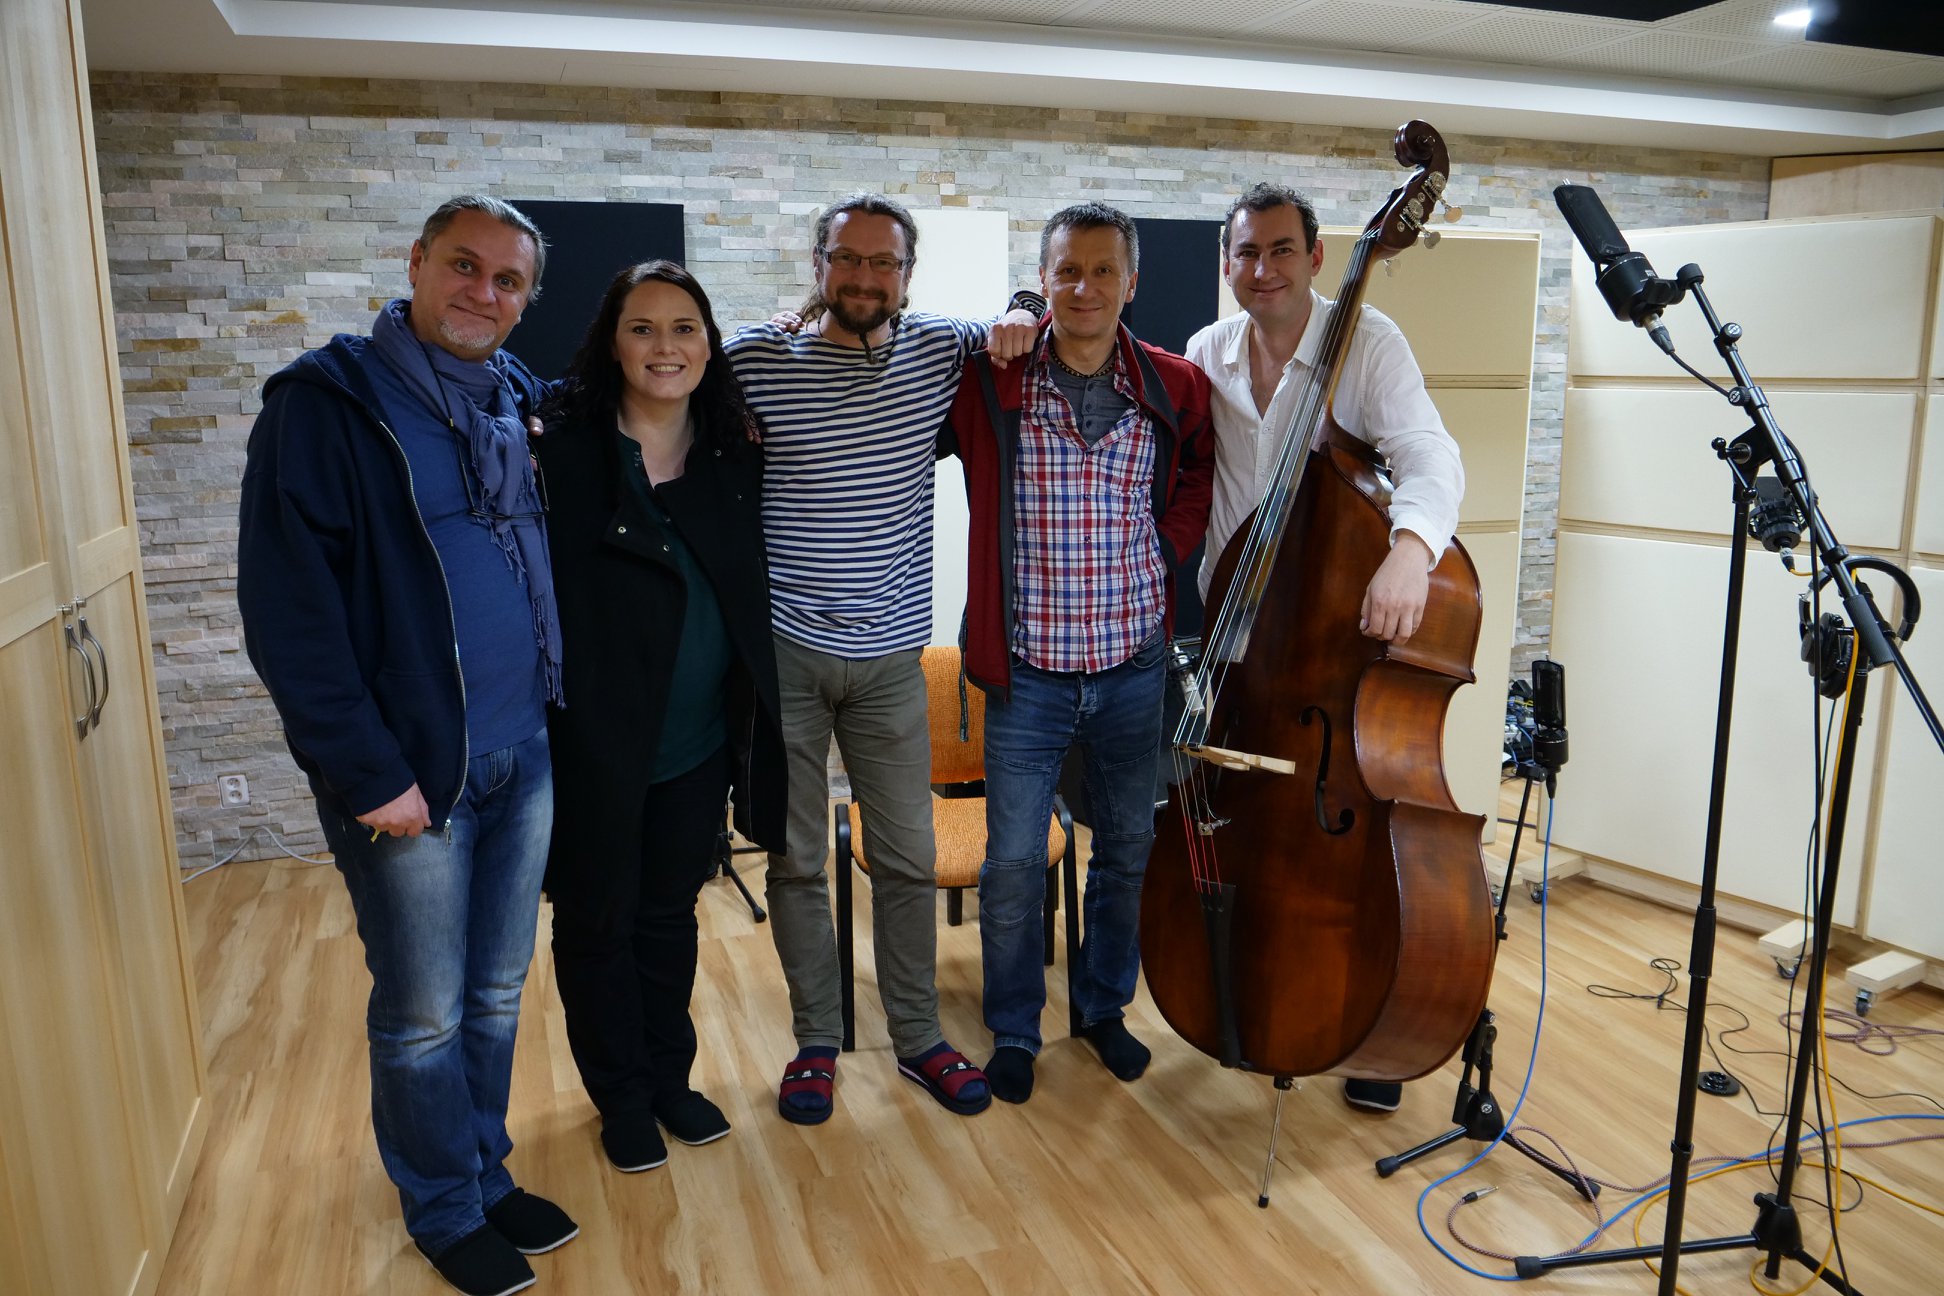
[824,288,896,338]
[434,311,501,359]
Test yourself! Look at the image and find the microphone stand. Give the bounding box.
[1517,268,1940,1295]
[1374,743,1594,1200]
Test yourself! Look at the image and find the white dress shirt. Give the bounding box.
[1186,292,1464,598]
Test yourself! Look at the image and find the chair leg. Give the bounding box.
[947,886,963,926]
[835,802,855,1053]
[1041,858,1056,967]
[1057,798,1081,1038]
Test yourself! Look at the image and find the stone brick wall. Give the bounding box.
[88,73,1769,866]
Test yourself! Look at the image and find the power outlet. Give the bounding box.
[218,774,250,808]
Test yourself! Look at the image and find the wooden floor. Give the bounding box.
[160,789,1944,1296]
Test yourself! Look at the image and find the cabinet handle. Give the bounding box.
[63,617,96,740]
[77,613,110,729]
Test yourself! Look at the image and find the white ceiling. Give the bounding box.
[79,0,1944,156]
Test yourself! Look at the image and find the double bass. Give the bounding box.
[1139,121,1495,1085]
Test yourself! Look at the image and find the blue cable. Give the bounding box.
[1566,1111,1944,1251]
[1411,792,1557,1281]
[1408,782,1944,1278]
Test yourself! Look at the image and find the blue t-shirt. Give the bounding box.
[367,351,546,757]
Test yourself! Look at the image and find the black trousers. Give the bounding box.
[551,743,732,1121]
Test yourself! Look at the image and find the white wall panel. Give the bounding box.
[1862,563,1944,959]
[1550,531,1875,920]
[1915,397,1944,560]
[909,207,1008,645]
[1446,528,1519,827]
[1361,229,1540,379]
[1431,386,1528,526]
[1569,216,1936,382]
[1560,387,1915,549]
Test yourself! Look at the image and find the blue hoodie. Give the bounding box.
[237,334,547,824]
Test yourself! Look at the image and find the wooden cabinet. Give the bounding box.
[0,1,208,1293]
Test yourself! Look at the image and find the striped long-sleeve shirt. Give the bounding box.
[726,312,986,657]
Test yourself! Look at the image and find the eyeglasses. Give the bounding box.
[454,438,550,523]
[820,248,908,274]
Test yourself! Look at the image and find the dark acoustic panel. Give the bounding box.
[1123,216,1223,358]
[501,200,685,380]
[1488,2,1708,18]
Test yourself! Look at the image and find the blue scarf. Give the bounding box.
[372,299,564,706]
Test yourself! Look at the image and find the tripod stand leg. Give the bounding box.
[1375,1125,1468,1177]
[720,857,767,922]
[1256,1076,1296,1208]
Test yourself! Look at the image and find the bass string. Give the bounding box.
[1190,228,1381,723]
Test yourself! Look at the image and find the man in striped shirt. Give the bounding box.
[942,202,1215,1105]
[725,192,1038,1125]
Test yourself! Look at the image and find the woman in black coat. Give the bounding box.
[536,261,785,1173]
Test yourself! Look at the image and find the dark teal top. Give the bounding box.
[617,430,732,782]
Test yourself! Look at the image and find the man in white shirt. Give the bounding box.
[1184,181,1465,1112]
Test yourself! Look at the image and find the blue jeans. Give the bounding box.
[314,726,552,1255]
[981,636,1166,1054]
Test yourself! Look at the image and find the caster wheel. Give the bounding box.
[1855,990,1874,1017]
[1527,882,1546,904]
[1775,959,1800,981]
[1489,884,1504,907]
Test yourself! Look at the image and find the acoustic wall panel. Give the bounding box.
[501,199,686,380]
[909,208,1010,646]
[1568,215,1936,383]
[1560,387,1917,550]
[1444,528,1520,829]
[1434,387,1530,527]
[1550,531,1874,921]
[1915,397,1944,559]
[1863,563,1944,960]
[1361,229,1544,380]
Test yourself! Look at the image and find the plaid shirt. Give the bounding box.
[1010,340,1167,671]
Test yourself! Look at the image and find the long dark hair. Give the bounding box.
[543,260,753,448]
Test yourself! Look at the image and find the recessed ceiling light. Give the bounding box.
[1773,7,1814,29]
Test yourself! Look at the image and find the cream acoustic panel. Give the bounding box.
[1360,230,1540,380]
[1550,531,1875,921]
[1561,387,1916,550]
[1445,528,1519,827]
[1568,215,1938,383]
[1431,387,1529,526]
[1916,397,1944,559]
[1862,563,1944,960]
[909,207,1009,646]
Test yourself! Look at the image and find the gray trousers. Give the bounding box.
[767,636,942,1057]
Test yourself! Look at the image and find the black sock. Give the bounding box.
[1082,1020,1150,1081]
[985,1047,1036,1104]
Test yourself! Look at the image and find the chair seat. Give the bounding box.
[846,796,1066,891]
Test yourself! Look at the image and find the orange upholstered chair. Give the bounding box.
[834,645,1077,1052]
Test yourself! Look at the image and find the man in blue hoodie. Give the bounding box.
[239,195,571,1296]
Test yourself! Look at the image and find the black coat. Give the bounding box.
[535,412,787,904]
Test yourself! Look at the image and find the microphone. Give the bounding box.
[1750,475,1805,561]
[1554,184,1684,349]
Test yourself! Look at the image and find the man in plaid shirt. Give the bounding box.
[941,202,1214,1104]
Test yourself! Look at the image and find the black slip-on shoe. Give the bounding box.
[483,1188,579,1255]
[417,1225,535,1296]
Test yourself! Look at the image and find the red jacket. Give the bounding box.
[942,323,1215,696]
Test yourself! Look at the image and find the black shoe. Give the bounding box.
[483,1188,579,1255]
[600,1112,669,1172]
[654,1090,732,1146]
[1344,1078,1403,1112]
[417,1225,535,1296]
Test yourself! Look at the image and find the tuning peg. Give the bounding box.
[1383,259,1397,277]
[1423,230,1442,249]
[1442,202,1463,223]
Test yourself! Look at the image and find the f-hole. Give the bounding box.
[1299,706,1354,836]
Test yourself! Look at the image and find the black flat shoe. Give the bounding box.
[655,1090,732,1146]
